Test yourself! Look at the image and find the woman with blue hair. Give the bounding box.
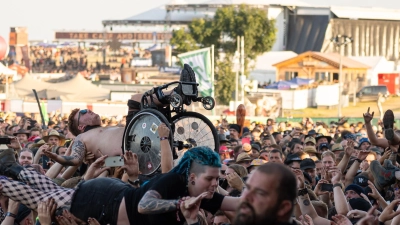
[0,145,240,225]
[132,146,240,225]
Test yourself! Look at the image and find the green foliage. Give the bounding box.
[214,57,236,105]
[170,29,198,53]
[170,4,276,104]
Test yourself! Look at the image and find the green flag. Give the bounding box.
[178,48,213,97]
[40,101,49,125]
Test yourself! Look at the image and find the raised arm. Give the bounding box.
[42,137,86,166]
[363,107,389,148]
[294,170,330,225]
[331,167,350,215]
[337,142,354,175]
[158,123,173,173]
[138,190,179,214]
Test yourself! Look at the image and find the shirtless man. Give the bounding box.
[41,64,197,171]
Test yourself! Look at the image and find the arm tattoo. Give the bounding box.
[138,190,178,214]
[303,199,310,206]
[62,140,86,166]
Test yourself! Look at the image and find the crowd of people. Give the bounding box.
[0,64,399,225]
[3,45,151,75]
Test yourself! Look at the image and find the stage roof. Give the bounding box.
[103,0,400,27]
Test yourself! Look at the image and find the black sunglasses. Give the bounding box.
[77,109,88,127]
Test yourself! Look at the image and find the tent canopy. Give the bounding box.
[49,75,110,101]
[289,77,314,85]
[14,75,50,96]
[265,81,298,90]
[14,75,110,101]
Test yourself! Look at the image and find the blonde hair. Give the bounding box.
[321,151,336,161]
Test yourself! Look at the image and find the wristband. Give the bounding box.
[6,212,16,218]
[333,183,342,189]
[160,137,168,141]
[298,188,308,196]
[355,158,363,163]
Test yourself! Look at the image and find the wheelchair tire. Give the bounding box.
[122,109,173,176]
[171,111,219,153]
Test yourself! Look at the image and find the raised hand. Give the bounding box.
[299,214,314,225]
[347,210,367,219]
[329,167,341,185]
[314,179,330,196]
[183,192,208,210]
[38,198,58,225]
[293,169,305,189]
[226,172,244,191]
[357,206,378,225]
[180,193,208,224]
[363,107,374,124]
[331,214,352,225]
[357,150,371,161]
[378,199,400,222]
[344,143,355,157]
[84,155,110,181]
[121,151,139,179]
[158,123,170,138]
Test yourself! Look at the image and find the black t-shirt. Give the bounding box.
[124,173,225,225]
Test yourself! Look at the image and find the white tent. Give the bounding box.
[49,75,110,101]
[14,75,50,96]
[14,74,110,101]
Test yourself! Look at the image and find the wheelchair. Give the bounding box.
[122,80,219,175]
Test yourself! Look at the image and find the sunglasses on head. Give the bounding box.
[77,109,88,127]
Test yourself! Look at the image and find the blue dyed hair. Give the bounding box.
[170,146,221,182]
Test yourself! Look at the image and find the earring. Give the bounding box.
[191,181,195,185]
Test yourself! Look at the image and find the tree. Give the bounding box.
[170,29,199,54]
[214,58,236,105]
[171,4,276,105]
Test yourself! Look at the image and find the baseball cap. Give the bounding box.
[304,136,316,145]
[300,158,316,170]
[307,129,317,136]
[319,143,329,150]
[358,138,371,148]
[353,175,369,188]
[284,154,302,165]
[331,143,344,152]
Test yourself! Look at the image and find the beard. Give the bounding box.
[233,202,280,225]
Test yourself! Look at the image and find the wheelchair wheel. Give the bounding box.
[171,112,219,153]
[122,109,172,175]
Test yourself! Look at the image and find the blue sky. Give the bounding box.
[0,0,173,41]
[1,0,400,42]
